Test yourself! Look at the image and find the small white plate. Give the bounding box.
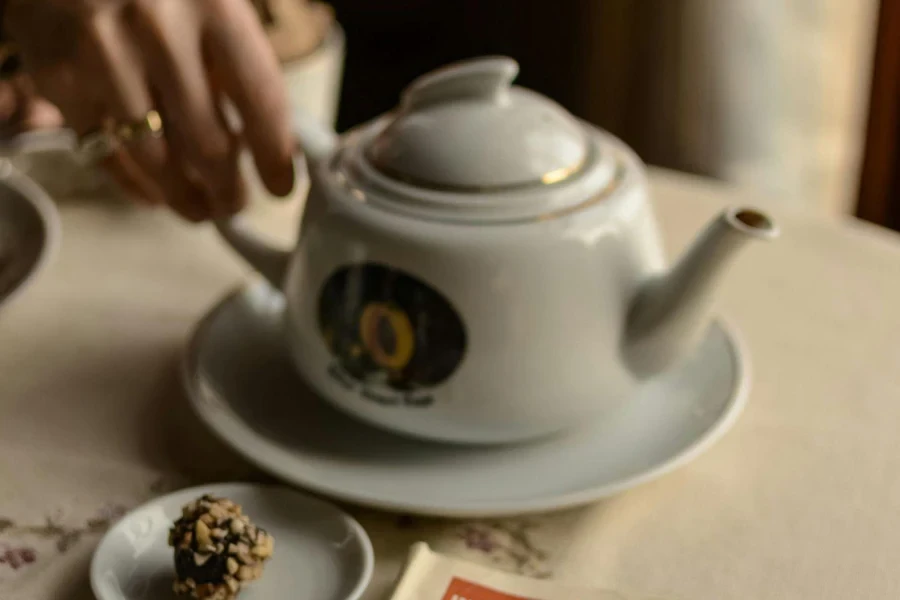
[0,163,59,309]
[183,283,750,518]
[91,483,374,600]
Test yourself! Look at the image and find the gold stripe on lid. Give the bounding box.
[369,151,587,193]
[541,161,584,185]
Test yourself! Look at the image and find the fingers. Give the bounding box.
[13,15,172,211]
[0,75,63,133]
[90,11,212,219]
[126,0,245,218]
[8,0,259,222]
[204,0,294,197]
[20,97,64,130]
[101,149,163,206]
[10,75,64,130]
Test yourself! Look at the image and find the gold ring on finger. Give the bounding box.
[115,110,164,144]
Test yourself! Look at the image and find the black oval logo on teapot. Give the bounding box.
[318,263,466,401]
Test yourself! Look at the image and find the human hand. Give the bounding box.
[0,74,64,135]
[3,0,295,221]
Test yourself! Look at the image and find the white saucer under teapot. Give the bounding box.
[217,56,778,445]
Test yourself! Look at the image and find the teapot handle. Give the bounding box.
[214,110,337,288]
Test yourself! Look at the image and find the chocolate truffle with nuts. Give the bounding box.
[168,494,274,600]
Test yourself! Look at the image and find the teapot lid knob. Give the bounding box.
[401,56,519,111]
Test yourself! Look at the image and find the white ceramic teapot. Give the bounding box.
[218,56,778,444]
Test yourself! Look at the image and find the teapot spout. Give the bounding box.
[624,207,778,378]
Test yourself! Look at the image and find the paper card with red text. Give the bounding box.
[441,577,535,600]
[387,543,643,600]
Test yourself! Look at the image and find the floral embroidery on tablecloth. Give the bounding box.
[0,502,128,573]
[0,545,36,570]
[389,515,554,578]
[457,521,551,578]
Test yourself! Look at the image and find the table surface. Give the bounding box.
[2,168,900,600]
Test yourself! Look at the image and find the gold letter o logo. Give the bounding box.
[359,303,415,370]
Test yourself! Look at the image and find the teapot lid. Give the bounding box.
[365,57,589,190]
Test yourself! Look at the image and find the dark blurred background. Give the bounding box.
[329,1,702,174]
[328,0,895,229]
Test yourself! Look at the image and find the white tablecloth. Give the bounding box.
[2,169,900,599]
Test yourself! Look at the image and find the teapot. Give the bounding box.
[217,56,778,444]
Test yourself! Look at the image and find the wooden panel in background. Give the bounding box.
[857,0,900,230]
